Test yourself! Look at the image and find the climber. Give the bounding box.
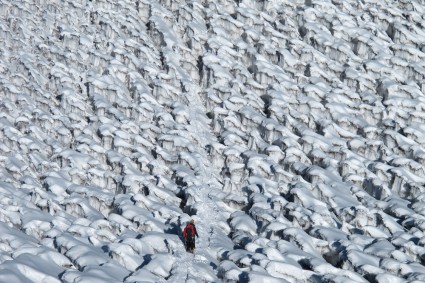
[183,219,199,253]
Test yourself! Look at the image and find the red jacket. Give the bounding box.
[183,223,199,238]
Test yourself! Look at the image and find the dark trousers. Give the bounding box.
[186,239,195,252]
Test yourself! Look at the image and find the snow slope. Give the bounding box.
[1,0,425,282]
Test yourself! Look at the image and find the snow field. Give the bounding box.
[1,0,425,282]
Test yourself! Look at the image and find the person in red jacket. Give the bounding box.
[183,219,199,253]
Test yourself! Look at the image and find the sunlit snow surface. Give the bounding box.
[1,0,425,282]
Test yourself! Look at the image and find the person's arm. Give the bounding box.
[195,225,199,238]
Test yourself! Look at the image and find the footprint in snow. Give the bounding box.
[193,254,208,264]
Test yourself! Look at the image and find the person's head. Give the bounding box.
[190,219,195,224]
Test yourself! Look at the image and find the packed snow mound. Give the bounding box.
[1,0,425,281]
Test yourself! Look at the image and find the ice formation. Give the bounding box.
[1,0,425,282]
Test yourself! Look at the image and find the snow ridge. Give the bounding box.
[1,0,425,282]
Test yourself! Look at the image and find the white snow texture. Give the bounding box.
[1,0,425,282]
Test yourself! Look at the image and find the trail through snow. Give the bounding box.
[170,83,223,280]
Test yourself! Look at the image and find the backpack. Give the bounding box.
[184,224,195,241]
